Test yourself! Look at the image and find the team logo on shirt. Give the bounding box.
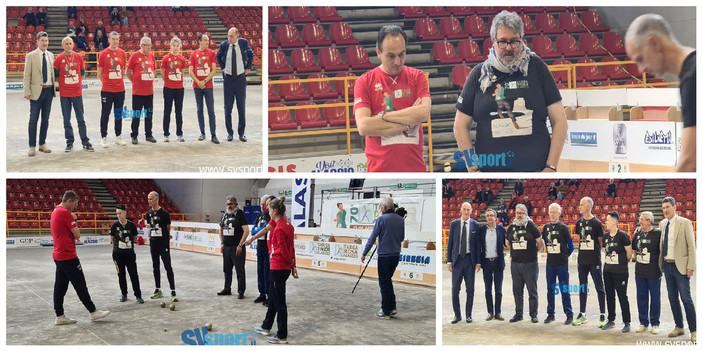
[374,83,382,91]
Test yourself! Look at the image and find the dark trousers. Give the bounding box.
[28,87,53,147]
[222,245,246,294]
[130,94,153,138]
[635,275,661,327]
[223,73,246,137]
[664,262,696,332]
[112,251,141,298]
[603,270,631,324]
[451,254,475,318]
[100,90,124,138]
[378,255,400,315]
[194,87,216,136]
[162,87,184,137]
[53,258,96,317]
[511,260,539,318]
[150,246,175,290]
[262,270,290,339]
[60,96,89,145]
[546,264,573,317]
[257,249,270,297]
[578,263,606,314]
[482,258,503,314]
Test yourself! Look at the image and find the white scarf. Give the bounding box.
[479,45,533,92]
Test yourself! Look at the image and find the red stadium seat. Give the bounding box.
[576,58,608,82]
[268,85,281,103]
[603,32,626,55]
[551,59,571,83]
[464,16,488,38]
[278,75,311,101]
[448,7,473,16]
[323,100,355,126]
[601,57,634,80]
[295,102,327,128]
[440,17,469,39]
[398,6,424,19]
[345,46,375,70]
[415,18,442,41]
[581,11,609,32]
[275,25,304,48]
[556,34,585,57]
[473,7,499,15]
[329,22,359,45]
[458,39,486,63]
[269,6,288,24]
[535,13,561,34]
[432,41,463,64]
[599,81,619,87]
[531,35,560,59]
[314,6,343,22]
[301,23,331,47]
[268,103,297,131]
[423,6,450,17]
[579,33,608,56]
[558,12,586,33]
[288,6,315,23]
[307,74,339,99]
[520,14,540,35]
[334,72,357,98]
[318,47,349,72]
[269,50,293,75]
[269,31,277,49]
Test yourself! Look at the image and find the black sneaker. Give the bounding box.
[544,315,555,324]
[198,134,206,141]
[238,293,245,299]
[83,143,94,152]
[565,316,574,325]
[65,143,73,152]
[217,289,232,296]
[510,315,523,323]
[211,136,220,144]
[254,295,266,303]
[145,136,157,143]
[227,135,233,142]
[131,137,138,144]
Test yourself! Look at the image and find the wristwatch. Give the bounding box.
[378,111,385,120]
[544,164,557,172]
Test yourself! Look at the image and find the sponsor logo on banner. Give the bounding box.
[570,132,598,147]
[399,253,431,266]
[7,83,23,90]
[292,179,310,228]
[309,242,330,256]
[19,238,34,244]
[312,158,365,173]
[269,154,367,173]
[453,148,514,170]
[613,123,627,155]
[644,129,673,151]
[333,244,359,260]
[7,239,15,245]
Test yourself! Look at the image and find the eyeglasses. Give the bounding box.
[495,40,522,49]
[226,202,235,206]
[515,211,526,215]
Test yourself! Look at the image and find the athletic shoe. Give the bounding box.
[375,310,391,319]
[669,327,685,337]
[652,326,660,335]
[268,335,288,344]
[55,315,77,325]
[101,138,108,148]
[83,143,94,152]
[28,147,36,156]
[164,135,169,142]
[544,315,555,324]
[636,325,648,333]
[150,289,163,299]
[171,291,178,302]
[602,321,616,330]
[509,315,523,323]
[137,297,144,304]
[572,313,587,326]
[90,309,110,321]
[39,144,51,153]
[254,326,271,336]
[486,313,494,321]
[198,134,206,141]
[115,136,126,146]
[238,293,245,299]
[599,315,607,327]
[218,289,232,296]
[254,295,266,303]
[145,136,157,143]
[131,137,138,145]
[623,324,631,333]
[211,136,220,144]
[390,309,397,316]
[227,135,233,142]
[178,135,184,142]
[564,316,573,325]
[691,331,696,342]
[65,143,73,152]
[531,316,539,323]
[120,295,127,302]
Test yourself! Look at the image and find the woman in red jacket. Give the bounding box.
[254,197,298,344]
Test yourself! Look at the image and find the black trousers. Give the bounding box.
[604,270,631,324]
[162,87,184,137]
[112,251,142,297]
[262,269,291,339]
[130,94,153,138]
[100,90,125,138]
[150,246,175,290]
[578,263,606,314]
[53,258,96,316]
[223,73,246,137]
[222,245,246,294]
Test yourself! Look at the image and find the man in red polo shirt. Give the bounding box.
[51,190,110,325]
[353,25,432,172]
[126,36,157,144]
[97,31,127,148]
[161,37,188,142]
[189,33,219,144]
[54,36,94,152]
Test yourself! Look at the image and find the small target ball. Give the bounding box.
[160,302,166,308]
[169,304,176,311]
[163,328,167,332]
[206,323,212,331]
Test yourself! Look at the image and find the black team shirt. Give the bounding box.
[146,208,171,248]
[574,217,603,265]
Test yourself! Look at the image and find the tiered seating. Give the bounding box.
[666,179,696,220]
[451,65,472,89]
[102,179,181,220]
[441,179,506,227]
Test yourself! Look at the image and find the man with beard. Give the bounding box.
[506,204,543,323]
[218,196,250,298]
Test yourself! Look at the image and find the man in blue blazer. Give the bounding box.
[216,27,253,142]
[446,202,481,324]
[479,208,507,321]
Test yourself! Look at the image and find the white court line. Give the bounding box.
[6,273,110,345]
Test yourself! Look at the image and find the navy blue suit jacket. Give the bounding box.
[479,224,506,270]
[446,218,481,267]
[216,38,254,74]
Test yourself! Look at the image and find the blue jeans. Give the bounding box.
[193,88,216,136]
[635,275,661,327]
[663,262,696,332]
[257,249,270,297]
[28,87,53,147]
[377,255,399,315]
[451,254,475,318]
[60,96,89,145]
[482,258,503,314]
[546,264,573,317]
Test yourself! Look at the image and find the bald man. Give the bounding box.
[54,36,93,152]
[446,202,481,323]
[625,14,696,172]
[216,27,253,142]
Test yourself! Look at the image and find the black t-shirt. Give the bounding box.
[220,209,248,247]
[575,217,604,265]
[508,220,541,263]
[543,221,571,266]
[455,55,562,172]
[603,229,631,274]
[254,211,271,252]
[110,220,139,254]
[632,228,662,279]
[679,51,696,128]
[146,208,171,248]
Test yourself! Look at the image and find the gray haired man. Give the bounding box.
[218,196,250,298]
[506,204,543,323]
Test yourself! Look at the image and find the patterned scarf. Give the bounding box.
[479,45,533,92]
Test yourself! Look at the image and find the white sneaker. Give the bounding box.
[115,136,126,146]
[652,326,660,334]
[254,326,271,336]
[55,315,77,325]
[164,135,170,142]
[90,309,110,321]
[636,325,648,333]
[101,137,108,148]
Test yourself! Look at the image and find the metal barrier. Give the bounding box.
[548,59,678,90]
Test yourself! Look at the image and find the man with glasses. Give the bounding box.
[479,208,506,321]
[454,10,567,172]
[543,203,574,325]
[218,196,250,299]
[446,202,480,323]
[506,204,543,323]
[126,36,157,144]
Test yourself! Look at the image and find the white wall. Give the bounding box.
[598,7,696,47]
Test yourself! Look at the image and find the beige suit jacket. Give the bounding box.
[659,215,696,275]
[23,48,55,100]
